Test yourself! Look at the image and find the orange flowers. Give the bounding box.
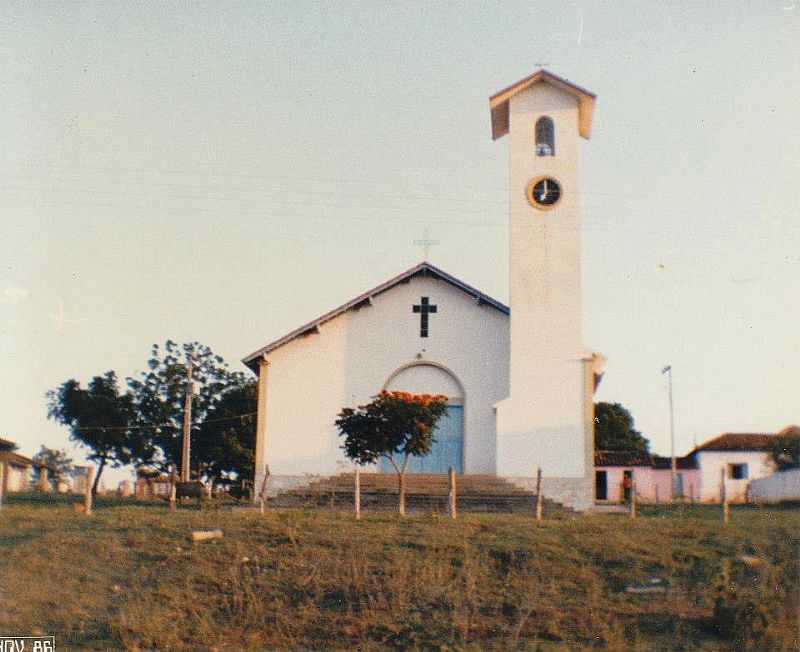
[378,390,448,407]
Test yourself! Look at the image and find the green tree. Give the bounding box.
[46,372,137,495]
[336,391,449,515]
[594,402,650,453]
[768,430,800,471]
[31,445,75,484]
[126,340,254,482]
[192,381,257,487]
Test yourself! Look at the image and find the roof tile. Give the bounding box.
[693,433,774,453]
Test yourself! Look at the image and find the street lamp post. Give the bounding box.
[662,365,676,501]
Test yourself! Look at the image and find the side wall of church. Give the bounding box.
[255,274,509,492]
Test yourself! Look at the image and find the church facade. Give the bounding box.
[243,70,605,510]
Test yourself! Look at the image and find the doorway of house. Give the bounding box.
[595,470,608,501]
[622,470,633,502]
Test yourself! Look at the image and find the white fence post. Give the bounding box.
[448,466,457,519]
[355,467,361,520]
[84,466,94,516]
[720,467,729,525]
[259,464,271,515]
[535,467,543,522]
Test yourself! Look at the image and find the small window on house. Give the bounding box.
[729,463,748,480]
[535,116,555,156]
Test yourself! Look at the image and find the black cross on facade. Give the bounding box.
[412,296,437,338]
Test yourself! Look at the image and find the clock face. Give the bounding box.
[526,177,562,209]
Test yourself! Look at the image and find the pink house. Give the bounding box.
[594,451,699,504]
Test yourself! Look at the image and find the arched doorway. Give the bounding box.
[381,362,464,474]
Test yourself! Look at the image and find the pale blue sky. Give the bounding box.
[2,1,798,484]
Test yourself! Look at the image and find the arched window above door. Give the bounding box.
[384,362,463,403]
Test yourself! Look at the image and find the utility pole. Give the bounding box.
[181,356,194,482]
[662,365,676,501]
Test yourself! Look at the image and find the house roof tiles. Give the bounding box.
[594,450,652,467]
[594,450,697,470]
[692,433,774,453]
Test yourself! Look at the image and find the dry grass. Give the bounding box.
[0,495,797,651]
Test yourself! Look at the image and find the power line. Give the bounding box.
[5,186,773,235]
[66,411,258,433]
[12,161,515,195]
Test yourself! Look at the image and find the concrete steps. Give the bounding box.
[269,473,576,516]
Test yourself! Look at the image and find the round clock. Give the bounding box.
[526,176,562,210]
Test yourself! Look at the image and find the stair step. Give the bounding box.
[268,473,575,515]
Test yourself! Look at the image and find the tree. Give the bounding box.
[594,402,650,453]
[192,381,257,487]
[126,340,255,482]
[31,446,75,484]
[46,372,137,495]
[768,430,800,471]
[336,391,449,515]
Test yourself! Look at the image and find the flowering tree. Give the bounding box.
[336,391,448,515]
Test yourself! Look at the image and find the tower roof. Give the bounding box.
[489,69,596,141]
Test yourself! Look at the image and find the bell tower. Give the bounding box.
[491,70,600,508]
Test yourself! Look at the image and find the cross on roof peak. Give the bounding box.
[412,228,440,260]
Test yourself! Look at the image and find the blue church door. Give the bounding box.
[381,405,463,474]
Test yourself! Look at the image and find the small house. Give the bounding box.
[594,451,698,504]
[0,437,36,493]
[689,432,777,503]
[135,469,171,499]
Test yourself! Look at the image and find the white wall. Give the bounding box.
[696,450,774,502]
[256,273,509,483]
[749,469,800,503]
[5,463,30,492]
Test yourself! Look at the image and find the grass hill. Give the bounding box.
[0,496,797,651]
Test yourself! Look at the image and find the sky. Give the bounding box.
[1,1,798,486]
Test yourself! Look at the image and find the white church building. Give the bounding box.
[243,70,606,510]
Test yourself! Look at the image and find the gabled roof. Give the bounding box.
[692,433,774,454]
[242,262,508,372]
[490,69,596,140]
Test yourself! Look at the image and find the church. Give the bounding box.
[243,70,606,511]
